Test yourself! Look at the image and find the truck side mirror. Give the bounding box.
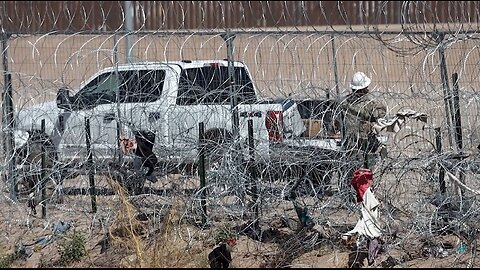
[56,87,72,110]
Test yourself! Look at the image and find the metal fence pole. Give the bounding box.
[2,32,16,201]
[247,119,259,228]
[112,34,123,164]
[435,31,455,151]
[331,34,339,97]
[124,0,134,63]
[85,117,97,213]
[198,122,207,223]
[451,72,465,206]
[451,73,463,152]
[40,119,47,218]
[1,32,7,157]
[223,30,239,139]
[435,127,446,194]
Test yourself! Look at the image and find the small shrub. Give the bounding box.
[213,223,236,245]
[0,252,19,268]
[0,253,18,268]
[56,231,86,266]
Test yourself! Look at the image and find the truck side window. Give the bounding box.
[71,72,118,110]
[120,70,165,103]
[176,66,257,105]
[177,69,206,105]
[235,68,257,104]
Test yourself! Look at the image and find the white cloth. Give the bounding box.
[372,109,428,134]
[343,187,382,239]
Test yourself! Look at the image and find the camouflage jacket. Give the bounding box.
[341,93,387,151]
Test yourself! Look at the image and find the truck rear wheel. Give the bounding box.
[203,128,233,166]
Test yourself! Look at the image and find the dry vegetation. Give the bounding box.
[1,155,480,268]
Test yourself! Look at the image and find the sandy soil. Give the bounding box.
[0,170,478,268]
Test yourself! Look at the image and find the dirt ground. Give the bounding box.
[0,171,479,268]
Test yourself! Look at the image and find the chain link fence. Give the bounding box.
[1,1,480,268]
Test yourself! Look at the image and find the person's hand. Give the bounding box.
[119,136,137,154]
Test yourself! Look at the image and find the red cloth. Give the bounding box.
[351,168,373,202]
[227,239,237,246]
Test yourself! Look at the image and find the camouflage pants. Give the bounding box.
[342,136,380,194]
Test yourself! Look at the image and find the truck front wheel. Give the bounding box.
[15,131,60,198]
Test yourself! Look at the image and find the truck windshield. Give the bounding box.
[177,65,257,105]
[70,72,118,109]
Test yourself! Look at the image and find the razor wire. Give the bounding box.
[1,1,480,268]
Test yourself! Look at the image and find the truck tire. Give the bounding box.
[203,128,233,165]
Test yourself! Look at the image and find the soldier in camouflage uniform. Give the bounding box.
[340,72,386,182]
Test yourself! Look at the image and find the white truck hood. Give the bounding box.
[14,101,61,147]
[16,101,60,130]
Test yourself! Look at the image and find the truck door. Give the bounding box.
[120,69,168,156]
[171,64,235,161]
[59,72,119,162]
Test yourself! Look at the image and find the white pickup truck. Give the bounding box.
[13,60,308,193]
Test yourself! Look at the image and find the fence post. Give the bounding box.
[330,34,339,97]
[112,34,123,164]
[85,117,97,213]
[451,73,463,152]
[435,31,455,151]
[223,30,239,139]
[124,0,134,64]
[40,119,47,218]
[247,119,259,227]
[198,122,207,223]
[2,33,17,201]
[451,72,465,207]
[435,127,446,194]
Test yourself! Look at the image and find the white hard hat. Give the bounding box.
[350,72,371,90]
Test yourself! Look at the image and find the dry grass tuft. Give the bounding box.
[105,177,147,268]
[105,176,210,268]
[146,196,210,268]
